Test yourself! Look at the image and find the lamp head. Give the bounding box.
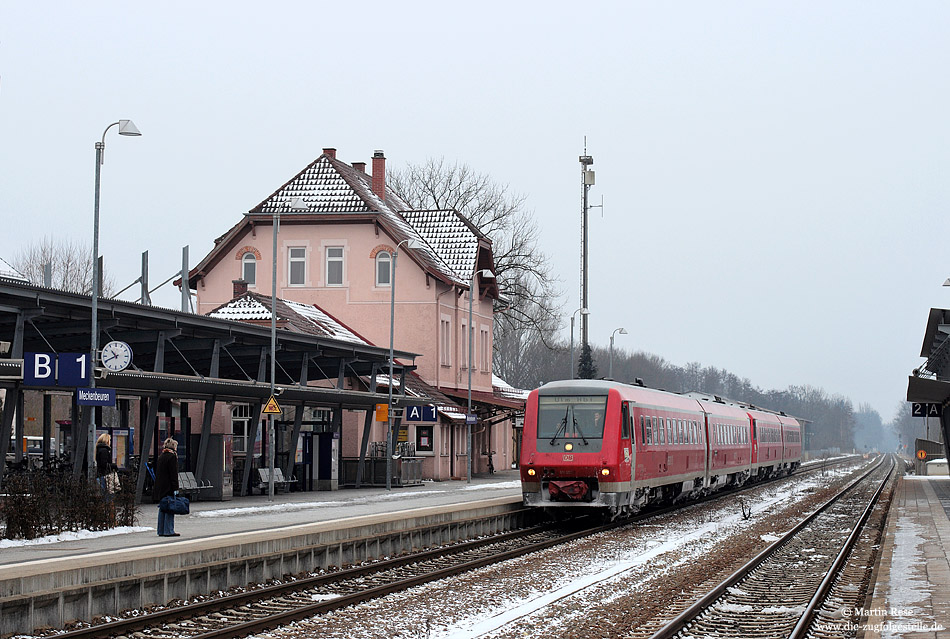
[580,308,589,316]
[944,278,950,287]
[619,328,628,335]
[117,120,141,136]
[478,269,495,280]
[289,197,309,211]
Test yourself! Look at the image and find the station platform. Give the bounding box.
[0,470,523,566]
[0,471,526,635]
[864,475,950,638]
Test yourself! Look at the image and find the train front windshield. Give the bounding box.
[536,395,607,452]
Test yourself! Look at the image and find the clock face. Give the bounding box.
[101,340,133,372]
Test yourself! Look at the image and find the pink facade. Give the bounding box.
[188,148,520,484]
[194,221,495,395]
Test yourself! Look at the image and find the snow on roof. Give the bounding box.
[247,154,476,287]
[401,209,479,283]
[493,374,530,401]
[208,293,367,345]
[0,257,28,284]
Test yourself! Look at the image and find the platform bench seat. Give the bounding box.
[257,467,294,494]
[177,471,214,500]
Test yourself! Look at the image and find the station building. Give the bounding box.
[184,148,525,487]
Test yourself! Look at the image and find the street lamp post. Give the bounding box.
[89,119,141,480]
[387,238,423,490]
[609,327,628,379]
[468,268,495,483]
[569,307,589,379]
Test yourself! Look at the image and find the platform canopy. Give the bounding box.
[907,307,950,463]
[0,278,418,491]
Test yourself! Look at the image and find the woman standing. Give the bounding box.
[95,433,115,492]
[152,438,180,537]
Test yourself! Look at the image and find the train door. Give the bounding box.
[620,402,633,482]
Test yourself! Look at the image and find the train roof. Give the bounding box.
[537,380,801,424]
[538,379,704,412]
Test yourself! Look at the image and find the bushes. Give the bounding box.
[1,471,138,540]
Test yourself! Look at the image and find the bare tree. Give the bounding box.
[389,159,563,376]
[12,236,115,296]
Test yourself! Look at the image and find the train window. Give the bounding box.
[660,418,667,445]
[645,417,652,445]
[621,404,631,440]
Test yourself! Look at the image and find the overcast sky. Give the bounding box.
[1,2,948,420]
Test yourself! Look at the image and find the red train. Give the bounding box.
[519,379,802,517]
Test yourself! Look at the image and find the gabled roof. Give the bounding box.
[207,292,369,346]
[188,151,497,293]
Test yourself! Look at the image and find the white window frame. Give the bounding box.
[460,321,468,370]
[288,247,307,286]
[326,246,345,287]
[242,252,257,287]
[232,404,251,454]
[440,316,451,367]
[480,325,490,372]
[375,251,392,287]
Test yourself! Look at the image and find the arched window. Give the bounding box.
[376,251,392,286]
[242,252,256,286]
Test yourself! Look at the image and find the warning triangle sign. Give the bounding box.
[262,395,282,415]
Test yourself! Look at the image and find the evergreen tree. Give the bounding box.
[577,342,598,379]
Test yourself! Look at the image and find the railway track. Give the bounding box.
[41,456,860,639]
[642,455,895,639]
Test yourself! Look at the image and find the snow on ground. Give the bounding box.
[460,481,520,491]
[881,514,939,639]
[192,485,518,519]
[257,462,861,639]
[0,526,152,549]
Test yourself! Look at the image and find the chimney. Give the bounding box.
[352,161,367,173]
[372,150,386,201]
[232,279,248,298]
[322,147,337,159]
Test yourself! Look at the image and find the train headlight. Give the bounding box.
[527,468,536,476]
[601,468,610,476]
[564,443,573,451]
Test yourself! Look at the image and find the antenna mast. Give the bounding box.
[579,138,595,349]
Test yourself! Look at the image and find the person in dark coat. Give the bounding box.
[152,438,180,537]
[95,433,114,481]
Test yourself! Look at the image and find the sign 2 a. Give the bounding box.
[912,402,943,418]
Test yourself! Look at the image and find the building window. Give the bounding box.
[480,328,490,372]
[326,246,344,286]
[242,252,256,286]
[440,318,451,366]
[376,251,391,286]
[232,404,251,454]
[461,322,468,369]
[288,247,306,286]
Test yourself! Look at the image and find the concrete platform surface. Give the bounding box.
[864,476,950,638]
[0,471,522,567]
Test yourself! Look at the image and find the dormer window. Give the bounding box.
[242,252,257,286]
[376,251,392,286]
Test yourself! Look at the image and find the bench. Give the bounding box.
[177,471,214,500]
[257,467,294,494]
